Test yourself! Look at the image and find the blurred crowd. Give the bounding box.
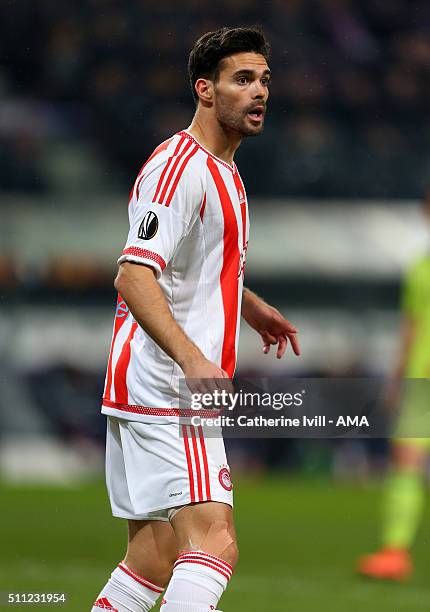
[1,0,430,198]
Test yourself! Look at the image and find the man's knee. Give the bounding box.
[125,519,178,587]
[180,518,239,569]
[220,538,239,569]
[124,551,174,587]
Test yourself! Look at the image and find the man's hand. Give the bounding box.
[242,288,300,359]
[182,356,232,396]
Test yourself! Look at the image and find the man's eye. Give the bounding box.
[262,78,271,86]
[237,76,248,84]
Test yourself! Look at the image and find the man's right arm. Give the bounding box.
[114,262,228,385]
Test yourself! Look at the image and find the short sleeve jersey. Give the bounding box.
[402,254,430,377]
[102,130,249,421]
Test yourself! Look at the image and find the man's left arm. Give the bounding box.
[241,287,300,359]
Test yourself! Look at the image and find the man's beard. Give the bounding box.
[215,98,265,137]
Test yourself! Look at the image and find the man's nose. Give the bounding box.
[252,80,267,100]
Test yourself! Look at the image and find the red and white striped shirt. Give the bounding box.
[102,130,249,422]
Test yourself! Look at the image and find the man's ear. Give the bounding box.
[194,78,213,104]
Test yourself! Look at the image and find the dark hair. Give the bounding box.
[188,26,270,103]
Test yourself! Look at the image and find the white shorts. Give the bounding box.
[106,417,233,521]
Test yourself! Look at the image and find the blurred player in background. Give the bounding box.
[92,27,299,612]
[357,189,430,581]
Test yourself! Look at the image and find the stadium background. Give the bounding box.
[1,1,430,610]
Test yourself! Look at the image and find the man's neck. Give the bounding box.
[187,111,242,167]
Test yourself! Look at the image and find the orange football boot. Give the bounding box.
[356,548,413,581]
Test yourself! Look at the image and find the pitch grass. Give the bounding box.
[1,476,429,611]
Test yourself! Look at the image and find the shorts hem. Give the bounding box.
[111,510,170,521]
[111,496,233,521]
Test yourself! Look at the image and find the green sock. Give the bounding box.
[381,469,425,550]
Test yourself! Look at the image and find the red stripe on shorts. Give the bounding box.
[190,426,203,502]
[182,425,195,503]
[198,426,211,500]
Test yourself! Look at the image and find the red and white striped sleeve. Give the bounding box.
[118,144,203,279]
